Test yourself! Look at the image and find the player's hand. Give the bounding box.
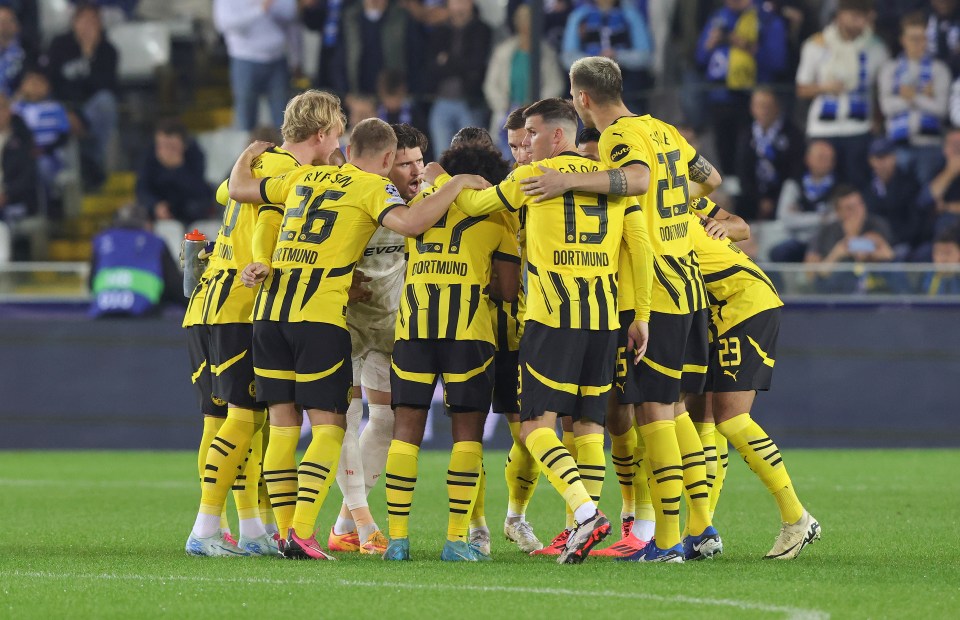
[242,140,273,162]
[348,269,373,304]
[455,174,492,191]
[520,166,568,202]
[627,320,649,364]
[424,161,448,185]
[241,262,270,288]
[699,214,729,240]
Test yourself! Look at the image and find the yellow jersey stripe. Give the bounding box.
[641,356,682,380]
[254,359,344,382]
[211,350,248,376]
[191,360,207,384]
[525,363,611,397]
[681,363,708,374]
[391,361,437,384]
[747,336,776,367]
[442,356,493,384]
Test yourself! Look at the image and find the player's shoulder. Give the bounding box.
[254,147,301,177]
[547,151,605,173]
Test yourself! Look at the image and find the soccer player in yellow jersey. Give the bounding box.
[184,91,330,558]
[382,141,521,563]
[684,198,821,560]
[226,117,488,560]
[427,98,654,564]
[521,57,738,562]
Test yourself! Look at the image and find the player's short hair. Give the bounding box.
[350,118,398,157]
[281,89,346,143]
[155,117,188,141]
[392,123,428,152]
[569,57,623,106]
[935,224,960,246]
[503,106,528,131]
[576,127,601,146]
[451,127,495,149]
[439,144,511,186]
[831,184,861,206]
[523,98,579,131]
[901,10,926,30]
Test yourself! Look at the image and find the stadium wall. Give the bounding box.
[1,305,958,449]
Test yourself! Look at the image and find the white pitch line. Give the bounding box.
[1,571,829,620]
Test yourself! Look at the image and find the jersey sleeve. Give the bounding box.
[252,206,283,266]
[689,196,720,217]
[361,179,407,225]
[259,173,294,206]
[215,180,229,206]
[622,200,654,323]
[492,213,522,264]
[454,167,528,216]
[600,124,651,170]
[675,128,700,172]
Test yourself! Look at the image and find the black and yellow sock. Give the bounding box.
[291,425,345,539]
[711,430,728,516]
[527,427,592,515]
[560,429,579,528]
[448,441,483,542]
[610,427,637,517]
[470,465,487,529]
[198,416,225,482]
[262,425,300,538]
[574,433,605,509]
[633,431,655,524]
[639,420,683,549]
[199,408,264,519]
[693,421,718,518]
[233,423,265,522]
[504,421,539,516]
[717,413,802,523]
[385,440,419,540]
[675,412,712,536]
[257,423,275,529]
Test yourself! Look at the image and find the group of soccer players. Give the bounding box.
[182,55,822,565]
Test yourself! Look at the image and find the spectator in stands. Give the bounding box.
[213,0,297,131]
[485,4,564,151]
[506,0,575,52]
[0,92,37,224]
[805,185,896,293]
[0,5,31,97]
[337,0,412,98]
[0,1,38,50]
[345,92,377,137]
[425,0,491,154]
[69,1,140,20]
[878,12,950,186]
[11,68,70,204]
[89,204,184,318]
[924,127,960,240]
[924,225,960,294]
[376,69,426,135]
[135,118,212,226]
[769,140,839,262]
[736,87,804,221]
[42,3,118,190]
[299,0,347,93]
[863,137,925,259]
[796,0,888,190]
[926,0,960,77]
[562,0,653,108]
[695,0,788,174]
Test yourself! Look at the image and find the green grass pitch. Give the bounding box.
[1,449,958,618]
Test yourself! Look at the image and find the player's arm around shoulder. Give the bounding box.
[228,140,274,204]
[490,212,522,303]
[424,161,514,217]
[691,196,749,242]
[380,172,492,237]
[519,152,650,201]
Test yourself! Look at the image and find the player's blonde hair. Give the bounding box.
[350,118,398,158]
[281,90,346,143]
[569,57,623,106]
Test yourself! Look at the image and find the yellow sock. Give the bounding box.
[257,423,275,528]
[675,412,712,536]
[262,425,300,538]
[574,433,605,508]
[199,408,263,517]
[470,465,487,529]
[291,425,344,539]
[561,429,578,528]
[693,422,718,518]
[504,421,539,516]
[198,416,225,482]
[234,423,265,520]
[717,413,802,523]
[448,442,483,542]
[385,440,419,539]
[526,427,592,515]
[711,430,728,516]
[610,427,637,517]
[639,420,683,549]
[633,432,655,523]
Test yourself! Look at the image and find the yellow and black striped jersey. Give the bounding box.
[489,208,525,352]
[395,184,521,343]
[183,147,299,327]
[689,207,783,336]
[252,163,405,327]
[600,115,713,315]
[449,152,653,330]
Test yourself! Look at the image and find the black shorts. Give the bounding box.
[209,323,262,409]
[636,309,709,404]
[519,321,617,425]
[253,320,352,412]
[615,311,643,405]
[187,325,227,417]
[706,308,780,393]
[491,349,520,414]
[391,339,495,413]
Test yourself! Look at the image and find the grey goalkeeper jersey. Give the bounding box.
[347,226,405,331]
